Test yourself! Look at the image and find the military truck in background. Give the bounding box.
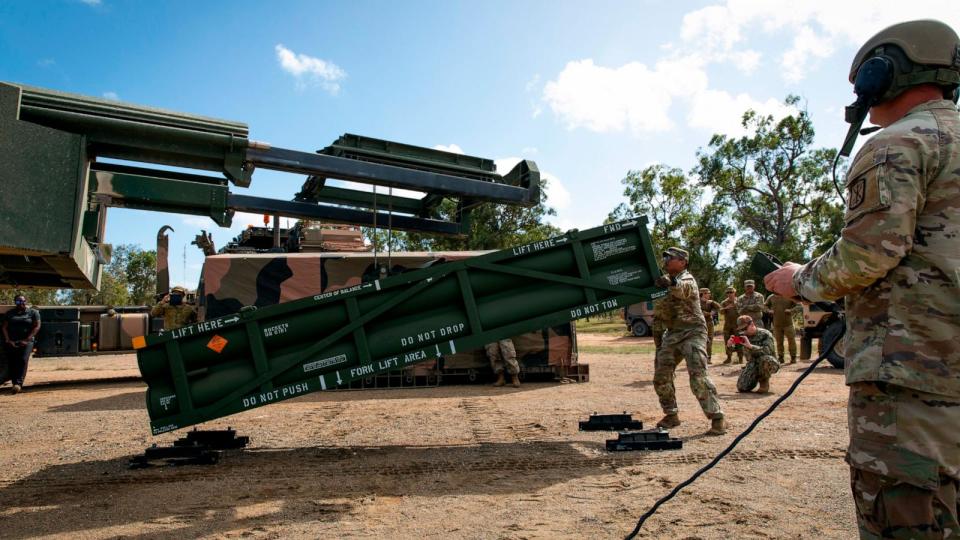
[800,303,845,368]
[623,301,656,337]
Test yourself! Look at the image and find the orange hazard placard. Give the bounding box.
[207,334,228,353]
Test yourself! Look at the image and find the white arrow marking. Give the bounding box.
[449,340,456,354]
[336,371,343,385]
[374,280,381,291]
[223,316,240,324]
[435,344,441,357]
[319,375,327,390]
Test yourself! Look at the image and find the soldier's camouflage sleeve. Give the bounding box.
[793,138,920,302]
[752,330,777,358]
[669,272,698,300]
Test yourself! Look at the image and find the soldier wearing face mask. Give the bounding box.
[151,285,197,331]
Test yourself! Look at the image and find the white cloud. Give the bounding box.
[102,91,119,101]
[433,144,464,154]
[275,44,346,95]
[687,90,797,137]
[679,0,960,83]
[542,56,707,134]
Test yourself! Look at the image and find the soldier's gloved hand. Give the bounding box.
[654,274,676,288]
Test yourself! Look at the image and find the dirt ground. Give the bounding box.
[0,334,857,539]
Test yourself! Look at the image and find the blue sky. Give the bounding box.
[1,0,956,288]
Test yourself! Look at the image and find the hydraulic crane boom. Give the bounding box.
[0,82,540,289]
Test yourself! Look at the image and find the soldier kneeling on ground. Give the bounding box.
[728,315,779,394]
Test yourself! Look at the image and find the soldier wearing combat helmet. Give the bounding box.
[151,285,197,331]
[651,247,726,436]
[765,19,960,538]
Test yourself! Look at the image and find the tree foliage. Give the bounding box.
[66,244,157,306]
[694,95,841,266]
[607,165,733,294]
[610,95,845,296]
[363,176,561,252]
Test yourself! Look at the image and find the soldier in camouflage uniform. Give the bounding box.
[699,287,721,363]
[765,19,960,539]
[719,286,744,364]
[652,247,726,435]
[764,293,800,364]
[151,285,197,331]
[735,280,765,329]
[486,338,520,388]
[728,315,779,394]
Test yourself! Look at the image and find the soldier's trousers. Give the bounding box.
[722,327,744,363]
[705,320,715,358]
[485,339,519,375]
[736,355,779,393]
[654,327,723,419]
[772,323,797,361]
[847,382,960,539]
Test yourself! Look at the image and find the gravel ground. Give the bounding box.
[0,334,857,539]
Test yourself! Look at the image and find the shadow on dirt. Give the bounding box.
[0,440,653,538]
[44,381,568,414]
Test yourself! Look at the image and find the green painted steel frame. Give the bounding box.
[140,218,664,434]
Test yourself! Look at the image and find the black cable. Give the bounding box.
[624,326,845,539]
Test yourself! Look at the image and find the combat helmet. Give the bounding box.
[171,285,186,295]
[849,19,960,104]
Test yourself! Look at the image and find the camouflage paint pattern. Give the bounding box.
[765,294,800,361]
[847,382,960,538]
[736,291,766,329]
[653,270,723,419]
[793,100,960,399]
[485,338,519,375]
[735,328,779,392]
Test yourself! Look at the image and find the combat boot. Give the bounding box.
[789,356,797,364]
[493,373,506,387]
[707,416,727,436]
[511,374,521,388]
[11,384,22,394]
[722,356,732,365]
[656,413,681,429]
[757,378,770,394]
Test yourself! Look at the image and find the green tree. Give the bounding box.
[694,95,840,268]
[607,165,733,294]
[0,288,64,306]
[124,248,157,305]
[66,244,157,306]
